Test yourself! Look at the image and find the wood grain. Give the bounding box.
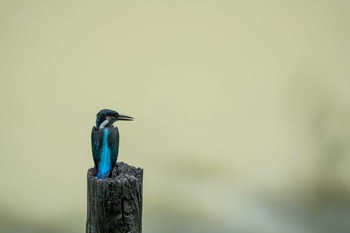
[86,162,143,233]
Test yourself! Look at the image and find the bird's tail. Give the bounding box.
[97,170,110,179]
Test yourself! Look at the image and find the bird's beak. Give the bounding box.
[116,114,134,121]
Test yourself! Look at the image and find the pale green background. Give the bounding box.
[1,1,350,233]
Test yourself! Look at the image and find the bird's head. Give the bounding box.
[96,109,133,129]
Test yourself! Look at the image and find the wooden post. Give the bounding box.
[86,162,143,233]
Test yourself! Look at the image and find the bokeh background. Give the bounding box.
[1,1,350,232]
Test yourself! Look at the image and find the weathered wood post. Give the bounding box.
[86,162,143,233]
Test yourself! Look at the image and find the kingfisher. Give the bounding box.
[91,109,133,179]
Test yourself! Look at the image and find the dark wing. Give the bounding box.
[108,126,120,169]
[91,126,103,170]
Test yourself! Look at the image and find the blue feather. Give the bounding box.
[97,128,112,179]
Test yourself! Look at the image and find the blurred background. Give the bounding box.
[1,1,350,232]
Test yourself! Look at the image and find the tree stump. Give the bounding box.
[86,162,143,233]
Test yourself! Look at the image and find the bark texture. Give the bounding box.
[86,162,143,233]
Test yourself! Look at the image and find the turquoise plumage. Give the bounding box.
[91,109,133,179]
[97,128,112,179]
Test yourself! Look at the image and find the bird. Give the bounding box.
[91,109,133,179]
